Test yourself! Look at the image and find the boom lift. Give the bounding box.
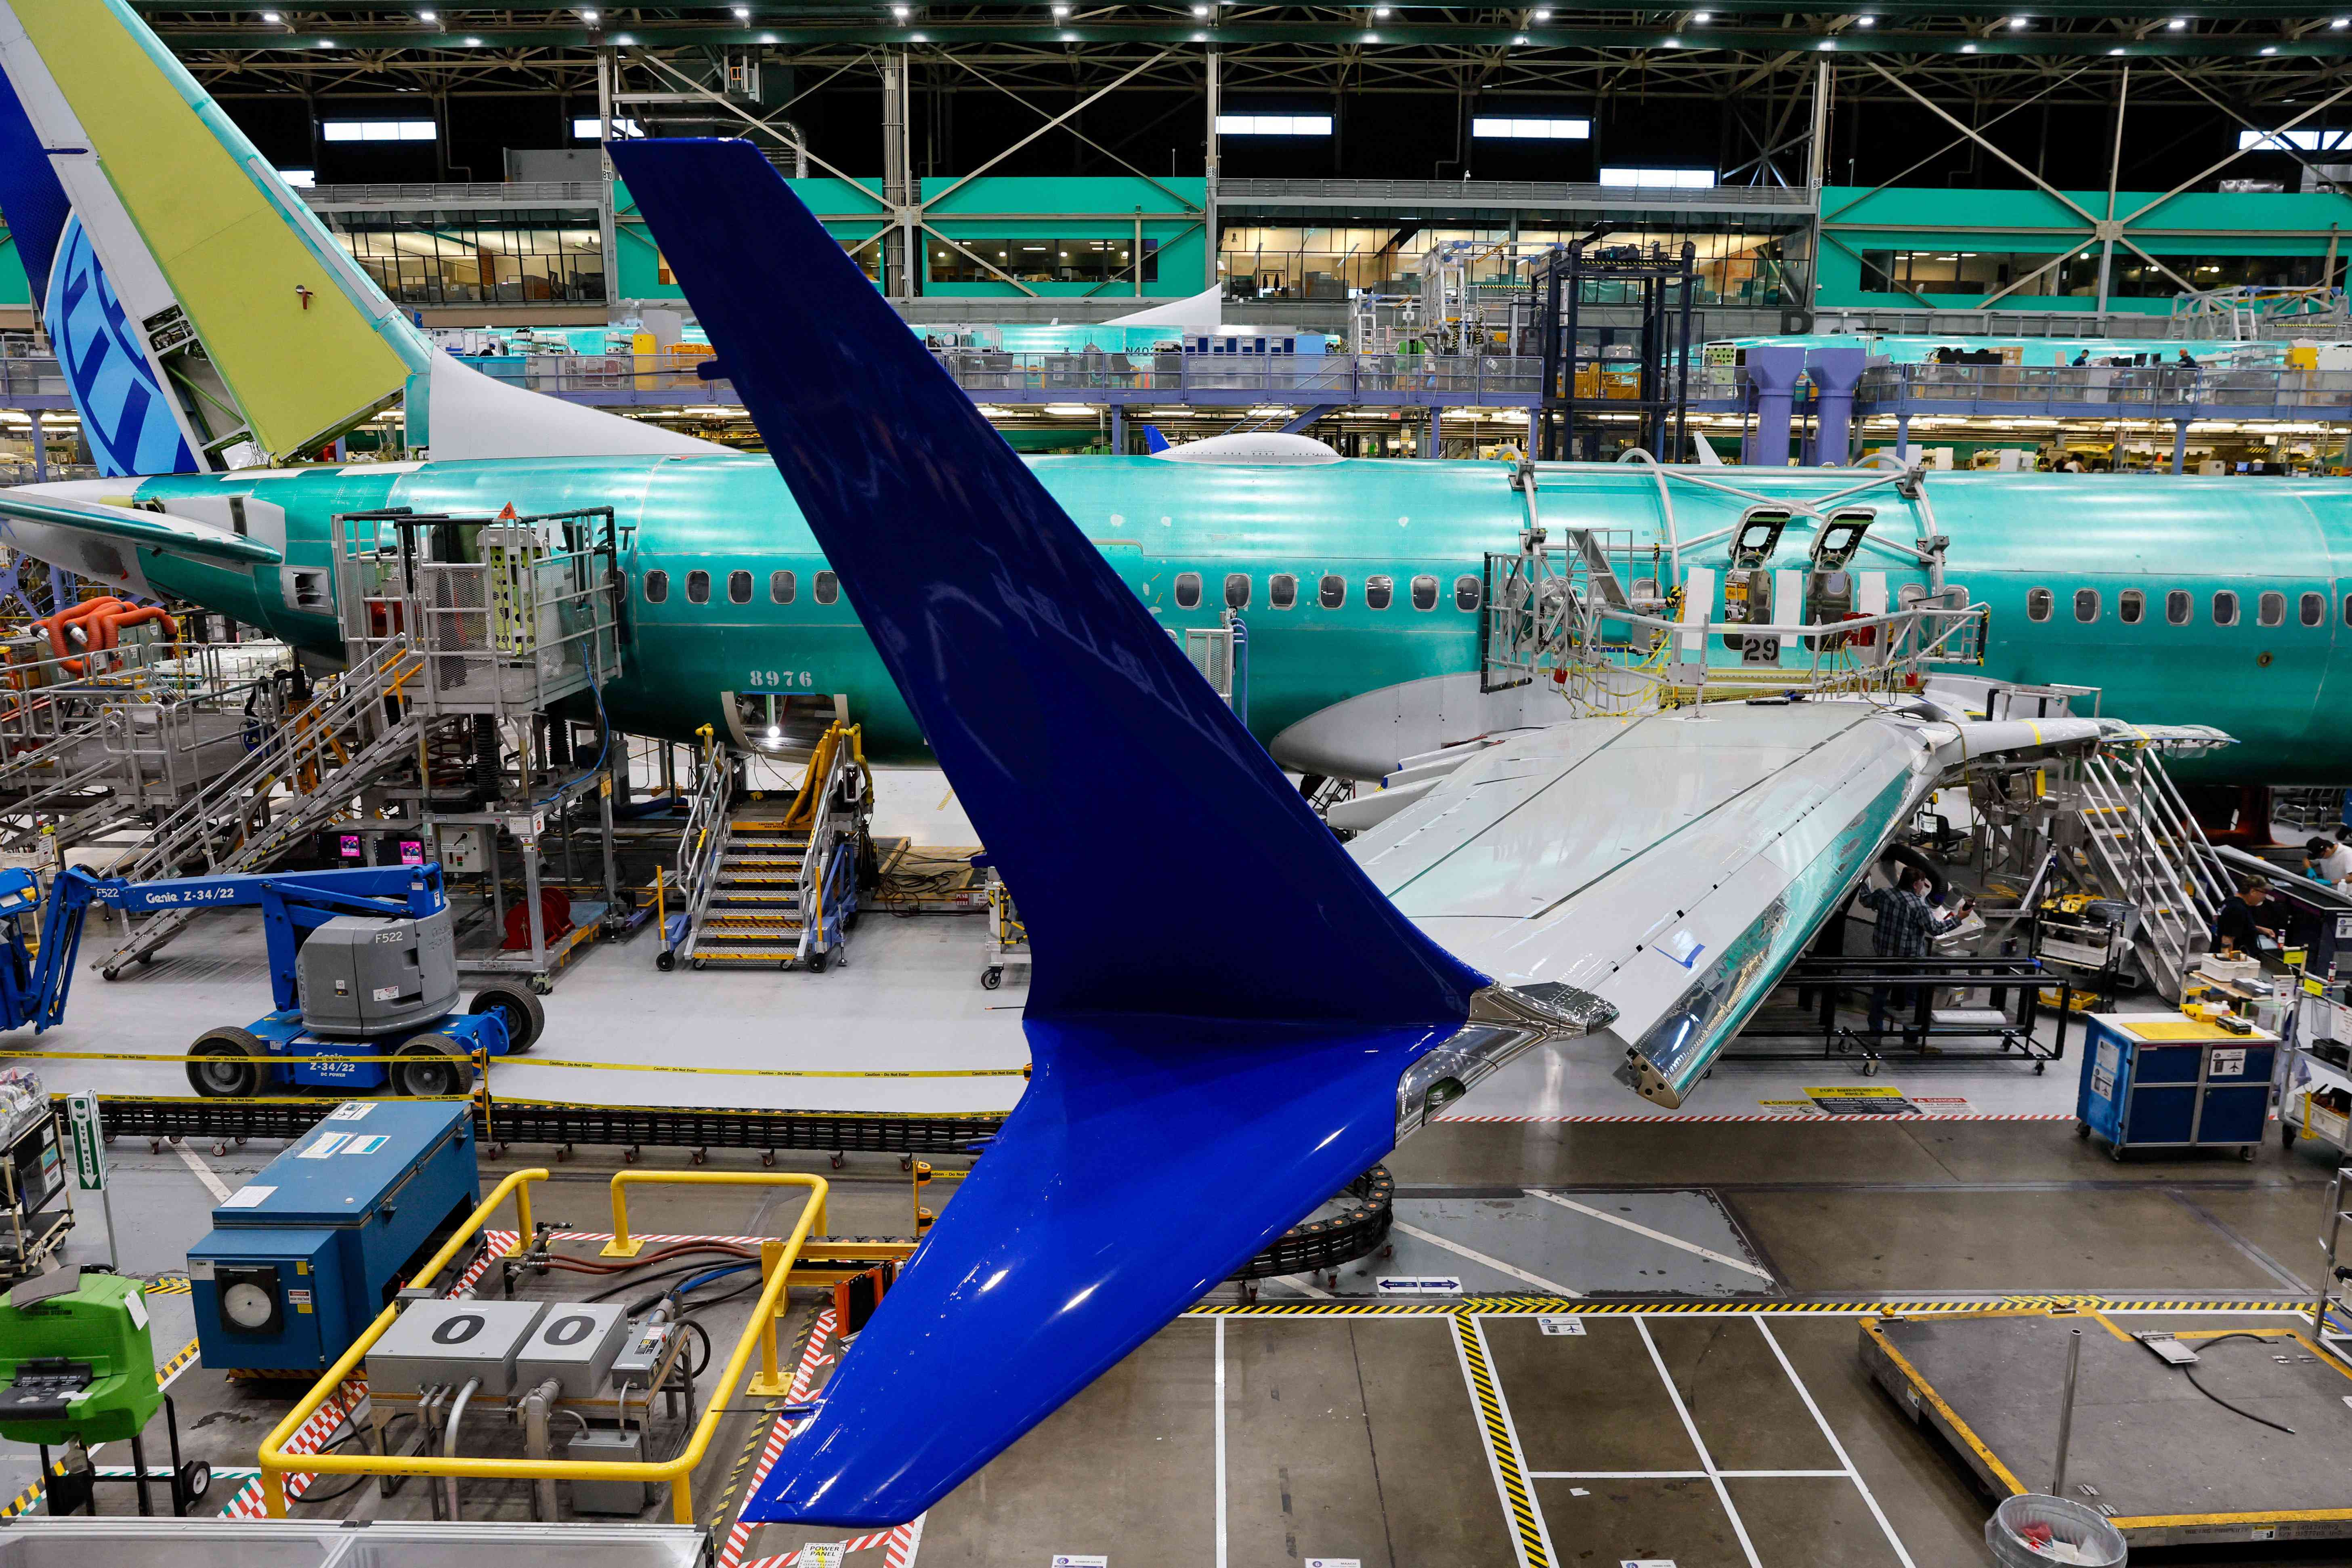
[9,862,543,1098]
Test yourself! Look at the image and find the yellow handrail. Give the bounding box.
[258,1167,828,1525]
[601,1169,829,1259]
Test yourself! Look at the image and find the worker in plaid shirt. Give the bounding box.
[1859,867,1972,1043]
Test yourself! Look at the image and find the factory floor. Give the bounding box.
[4,792,2345,1564]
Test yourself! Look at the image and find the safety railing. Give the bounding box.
[260,1165,829,1523]
[666,725,733,969]
[782,721,867,966]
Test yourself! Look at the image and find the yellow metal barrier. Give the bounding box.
[258,1166,829,1524]
[602,1169,829,1258]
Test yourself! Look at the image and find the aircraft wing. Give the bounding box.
[1349,700,2103,1107]
[610,137,1608,1530]
[0,485,281,578]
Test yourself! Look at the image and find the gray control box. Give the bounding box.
[608,1318,675,1387]
[368,1299,548,1397]
[565,1426,648,1515]
[514,1302,629,1400]
[296,907,459,1038]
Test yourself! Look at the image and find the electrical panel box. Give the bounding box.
[435,824,488,876]
[565,1425,648,1514]
[608,1319,674,1387]
[295,909,459,1038]
[0,1271,161,1445]
[368,1299,549,1398]
[189,1101,478,1373]
[514,1303,629,1400]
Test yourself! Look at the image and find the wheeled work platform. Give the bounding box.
[1863,1306,2352,1549]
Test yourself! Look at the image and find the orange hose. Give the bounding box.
[30,597,125,674]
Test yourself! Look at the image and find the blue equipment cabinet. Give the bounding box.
[188,1100,479,1371]
[2075,1012,2278,1161]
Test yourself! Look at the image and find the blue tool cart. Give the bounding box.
[188,1100,479,1371]
[2075,1012,2278,1161]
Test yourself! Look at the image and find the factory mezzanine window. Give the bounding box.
[728,570,752,605]
[1270,573,1297,609]
[2119,589,2144,626]
[2073,588,2099,623]
[2214,590,2239,626]
[928,239,1158,285]
[1366,575,1394,611]
[324,207,606,307]
[2027,587,2052,622]
[2167,590,2191,625]
[772,571,795,605]
[1455,575,1482,612]
[1225,574,1251,610]
[644,569,669,605]
[814,571,840,606]
[1411,575,1439,611]
[2302,591,2325,627]
[1175,572,1202,609]
[1318,574,1345,609]
[2259,591,2286,627]
[686,570,711,606]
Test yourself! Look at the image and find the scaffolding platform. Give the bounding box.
[1862,1306,2352,1549]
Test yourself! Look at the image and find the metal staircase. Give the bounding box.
[2060,745,2232,999]
[675,720,869,973]
[93,639,427,976]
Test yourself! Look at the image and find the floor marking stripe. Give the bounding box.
[1636,1316,1762,1568]
[1392,1222,1585,1298]
[1522,1188,1777,1282]
[1438,1113,2075,1123]
[1189,1296,2311,1318]
[1752,1314,1918,1568]
[1214,1317,1229,1568]
[1450,1314,1552,1568]
[174,1142,233,1203]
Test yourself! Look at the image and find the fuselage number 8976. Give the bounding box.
[750,671,816,689]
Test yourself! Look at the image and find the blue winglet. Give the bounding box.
[1141,422,1171,453]
[609,138,1488,1527]
[0,70,69,304]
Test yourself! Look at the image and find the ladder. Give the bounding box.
[92,640,427,975]
[2062,745,2231,999]
[679,721,867,972]
[2316,1163,2352,1368]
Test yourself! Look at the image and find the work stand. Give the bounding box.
[40,1394,210,1518]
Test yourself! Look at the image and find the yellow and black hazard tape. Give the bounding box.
[1452,1315,1549,1568]
[1,1335,203,1520]
[1192,1295,2313,1318]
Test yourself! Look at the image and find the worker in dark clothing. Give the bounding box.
[2176,349,2200,368]
[1859,867,1972,1044]
[2212,876,2283,957]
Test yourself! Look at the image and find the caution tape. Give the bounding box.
[1453,1314,1549,1568]
[4,1047,1027,1079]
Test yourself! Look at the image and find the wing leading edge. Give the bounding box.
[606,136,1609,1528]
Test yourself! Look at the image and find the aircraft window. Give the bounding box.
[1318,574,1345,609]
[1224,573,1250,610]
[728,569,752,605]
[2166,590,2190,625]
[2026,587,2052,622]
[1365,574,1394,611]
[2259,591,2285,627]
[1455,575,1482,612]
[1175,571,1202,609]
[686,570,711,606]
[644,569,669,605]
[2118,589,2144,626]
[2344,593,2352,627]
[771,570,795,605]
[1411,574,1439,611]
[2213,589,2239,626]
[2073,588,2099,623]
[1269,573,1297,610]
[2302,590,2325,627]
[814,571,840,606]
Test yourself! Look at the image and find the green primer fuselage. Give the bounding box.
[120,456,2352,782]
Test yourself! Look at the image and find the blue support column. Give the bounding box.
[1741,345,1804,466]
[1896,412,1911,464]
[2172,419,2189,475]
[27,414,46,482]
[1425,405,1441,459]
[1805,348,1866,468]
[1110,404,1123,455]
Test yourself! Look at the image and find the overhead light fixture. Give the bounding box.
[1691,9,1710,20]
[892,4,910,16]
[463,34,482,44]
[2261,43,2279,52]
[1193,4,1209,14]
[1817,38,1833,49]
[613,31,634,42]
[1856,14,1875,26]
[2337,17,2351,28]
[416,7,435,19]
[2008,13,2028,27]
[1052,3,1070,15]
[734,4,751,16]
[260,7,281,17]
[316,37,334,46]
[1960,41,1976,52]
[2166,16,2185,27]
[1532,7,1551,18]
[1664,36,1682,46]
[580,8,598,19]
[1363,30,1378,40]
[1513,33,1527,43]
[1373,5,1389,14]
